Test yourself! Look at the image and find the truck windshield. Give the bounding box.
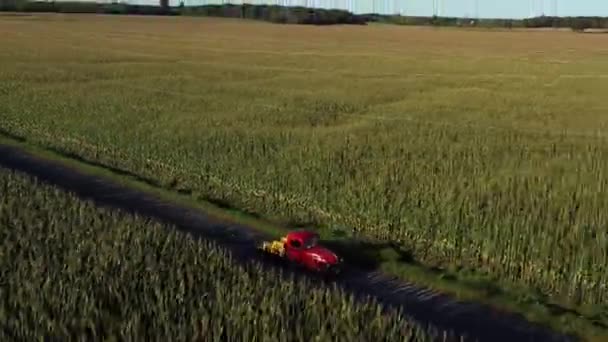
[303,235,319,249]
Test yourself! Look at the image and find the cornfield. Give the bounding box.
[1,14,607,310]
[0,167,459,341]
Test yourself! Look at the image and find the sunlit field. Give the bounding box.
[1,13,607,309]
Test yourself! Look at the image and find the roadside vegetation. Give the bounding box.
[1,14,607,340]
[0,167,455,341]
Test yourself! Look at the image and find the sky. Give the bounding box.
[121,0,608,19]
[425,0,608,19]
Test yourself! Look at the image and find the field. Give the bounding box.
[0,166,453,340]
[1,12,607,315]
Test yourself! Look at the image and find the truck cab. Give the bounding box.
[283,230,341,273]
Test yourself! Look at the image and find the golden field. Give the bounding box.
[1,13,608,310]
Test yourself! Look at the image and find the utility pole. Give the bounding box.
[540,0,544,16]
[474,0,478,19]
[553,0,558,17]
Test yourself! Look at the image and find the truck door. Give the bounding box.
[285,238,303,264]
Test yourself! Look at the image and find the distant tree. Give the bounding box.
[159,0,168,11]
[430,14,438,26]
[570,18,592,32]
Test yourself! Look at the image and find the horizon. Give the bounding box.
[107,0,608,19]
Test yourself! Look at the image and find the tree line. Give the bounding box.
[1,1,607,31]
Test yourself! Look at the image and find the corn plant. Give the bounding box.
[0,167,461,341]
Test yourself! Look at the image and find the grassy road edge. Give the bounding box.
[0,133,604,341]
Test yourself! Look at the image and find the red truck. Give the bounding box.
[258,229,343,275]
